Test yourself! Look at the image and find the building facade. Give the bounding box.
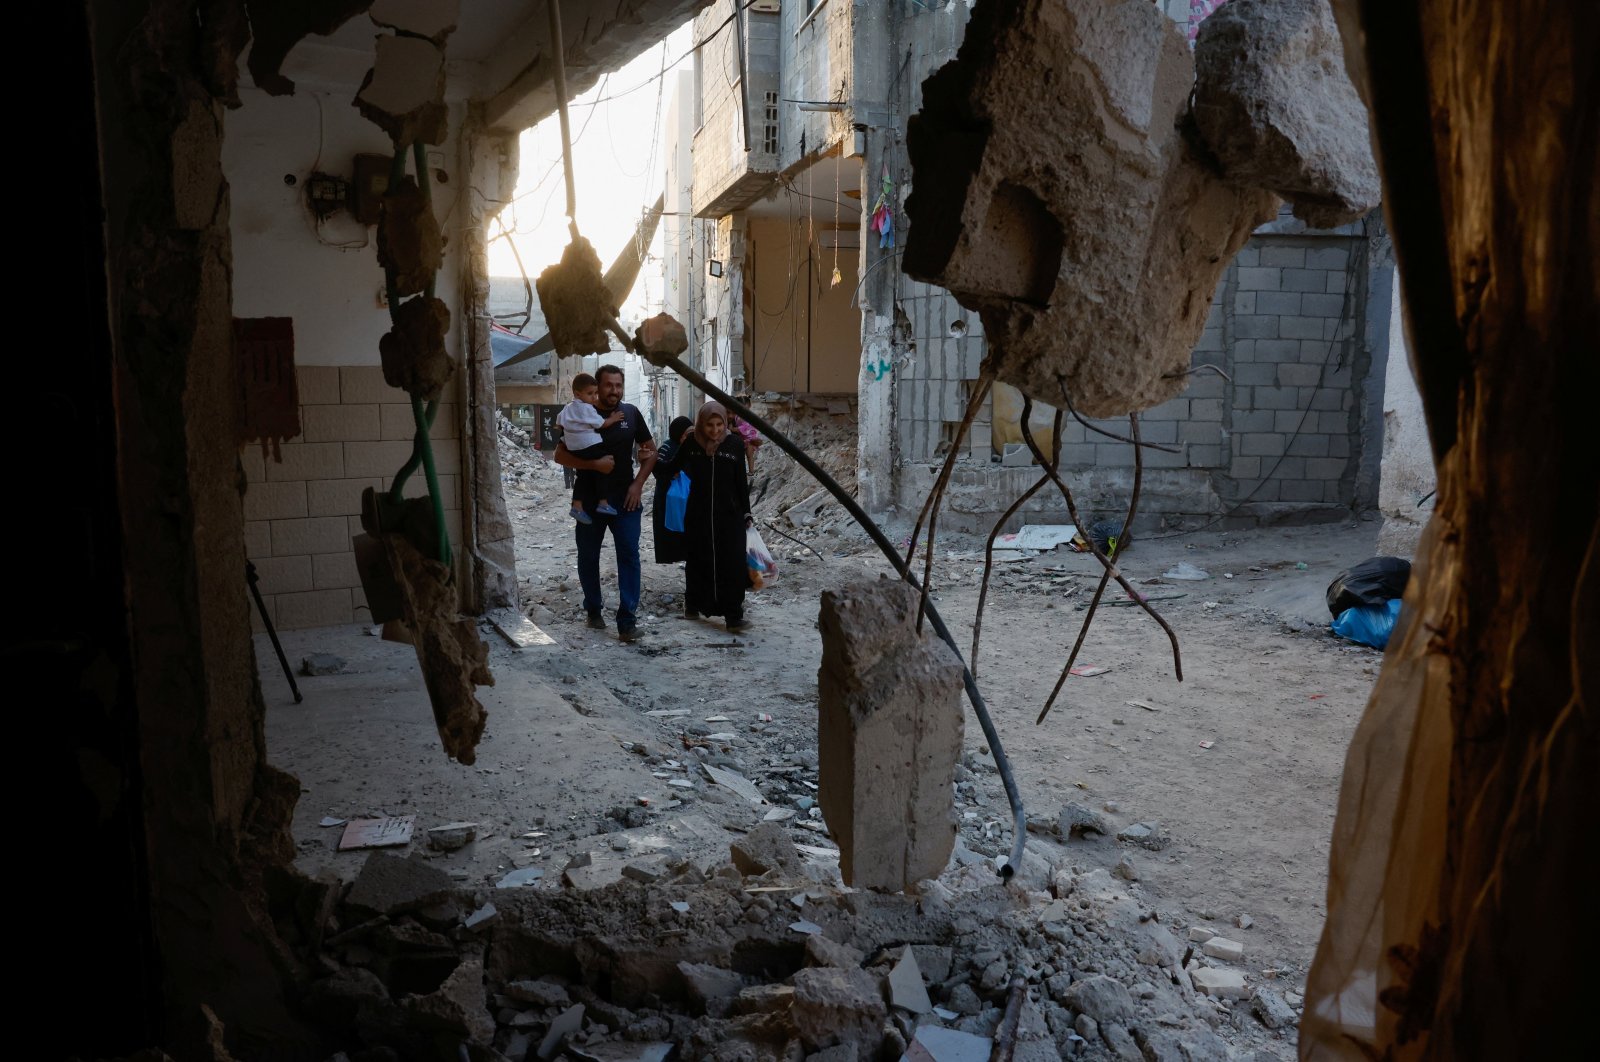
[667,0,1410,533]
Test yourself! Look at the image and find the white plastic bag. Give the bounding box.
[745,526,779,589]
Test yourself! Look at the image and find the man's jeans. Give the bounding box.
[576,505,641,622]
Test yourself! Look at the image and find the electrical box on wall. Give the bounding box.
[305,173,349,218]
[350,154,391,226]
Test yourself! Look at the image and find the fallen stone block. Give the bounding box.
[1252,987,1298,1030]
[345,851,454,918]
[1190,967,1249,1000]
[1062,975,1135,1027]
[1192,0,1380,228]
[904,0,1278,417]
[402,955,495,1046]
[817,580,964,892]
[1188,926,1215,944]
[677,962,744,1014]
[1201,937,1245,962]
[790,967,888,1059]
[805,934,866,970]
[730,822,803,878]
[1058,802,1109,838]
[903,1025,993,1062]
[537,1002,585,1060]
[887,947,933,1015]
[505,978,571,1008]
[426,821,477,851]
[1116,822,1170,851]
[729,983,795,1017]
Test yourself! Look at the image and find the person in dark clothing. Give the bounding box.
[651,416,693,566]
[660,401,752,631]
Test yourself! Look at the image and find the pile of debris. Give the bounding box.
[499,413,557,495]
[744,398,859,532]
[285,820,1294,1062]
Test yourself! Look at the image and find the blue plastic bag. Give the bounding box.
[1331,597,1402,649]
[664,472,690,533]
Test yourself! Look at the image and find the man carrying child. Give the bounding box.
[557,372,624,524]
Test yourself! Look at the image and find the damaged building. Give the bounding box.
[20,0,1592,1060]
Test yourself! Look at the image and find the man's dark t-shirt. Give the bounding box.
[588,402,652,508]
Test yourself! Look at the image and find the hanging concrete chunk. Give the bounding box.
[904,0,1277,418]
[355,34,448,147]
[817,579,963,891]
[378,176,443,298]
[381,534,491,764]
[536,237,618,358]
[1192,0,1379,228]
[380,295,454,401]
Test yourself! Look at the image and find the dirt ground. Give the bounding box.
[263,437,1387,1054]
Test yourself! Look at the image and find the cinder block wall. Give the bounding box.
[242,366,462,631]
[891,224,1386,533]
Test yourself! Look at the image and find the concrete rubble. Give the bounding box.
[1192,0,1380,229]
[904,0,1378,419]
[271,816,1300,1061]
[817,579,964,891]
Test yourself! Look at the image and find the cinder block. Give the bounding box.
[251,554,313,595]
[1299,293,1345,317]
[1096,442,1135,466]
[1230,339,1258,361]
[307,477,383,517]
[1326,271,1352,294]
[270,516,350,556]
[1179,421,1222,445]
[1282,268,1330,292]
[1231,455,1262,479]
[313,550,362,590]
[339,365,401,405]
[244,520,272,559]
[1187,444,1222,468]
[1233,478,1280,501]
[1255,339,1300,361]
[1322,318,1356,342]
[1189,398,1224,421]
[1274,456,1306,479]
[1232,410,1276,432]
[1233,315,1279,340]
[1311,389,1345,411]
[1287,434,1332,457]
[1241,433,1287,457]
[1260,245,1307,268]
[1329,434,1352,458]
[1306,247,1351,271]
[1278,363,1322,386]
[243,480,307,522]
[1138,420,1178,444]
[1141,446,1188,469]
[1195,326,1224,353]
[343,440,422,479]
[1061,442,1098,467]
[1299,340,1337,363]
[1144,398,1189,420]
[1254,386,1299,410]
[1280,316,1325,340]
[274,588,353,630]
[265,442,345,482]
[1236,267,1281,291]
[1280,480,1324,503]
[302,403,381,443]
[297,365,341,405]
[1185,373,1225,398]
[1232,291,1256,315]
[1306,457,1348,480]
[1318,410,1352,434]
[1233,246,1260,268]
[1234,363,1277,386]
[238,445,266,484]
[1255,291,1302,316]
[1275,410,1308,433]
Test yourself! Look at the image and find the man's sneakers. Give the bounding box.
[585,610,606,630]
[571,504,592,525]
[726,617,750,633]
[617,618,639,643]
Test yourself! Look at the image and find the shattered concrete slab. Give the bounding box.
[535,237,618,358]
[904,0,1278,417]
[379,295,454,401]
[377,176,443,298]
[355,33,448,147]
[345,851,454,917]
[817,579,963,891]
[1193,0,1379,229]
[381,533,490,763]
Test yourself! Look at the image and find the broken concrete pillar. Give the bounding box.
[378,176,443,298]
[379,294,454,401]
[536,236,617,358]
[817,579,963,891]
[1193,0,1380,228]
[905,0,1278,418]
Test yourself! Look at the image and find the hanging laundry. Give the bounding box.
[870,165,896,249]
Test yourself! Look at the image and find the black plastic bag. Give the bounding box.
[1326,556,1411,618]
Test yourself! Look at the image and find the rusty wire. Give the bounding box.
[971,398,1064,678]
[1018,409,1184,708]
[905,370,996,633]
[1055,374,1181,453]
[1036,411,1146,724]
